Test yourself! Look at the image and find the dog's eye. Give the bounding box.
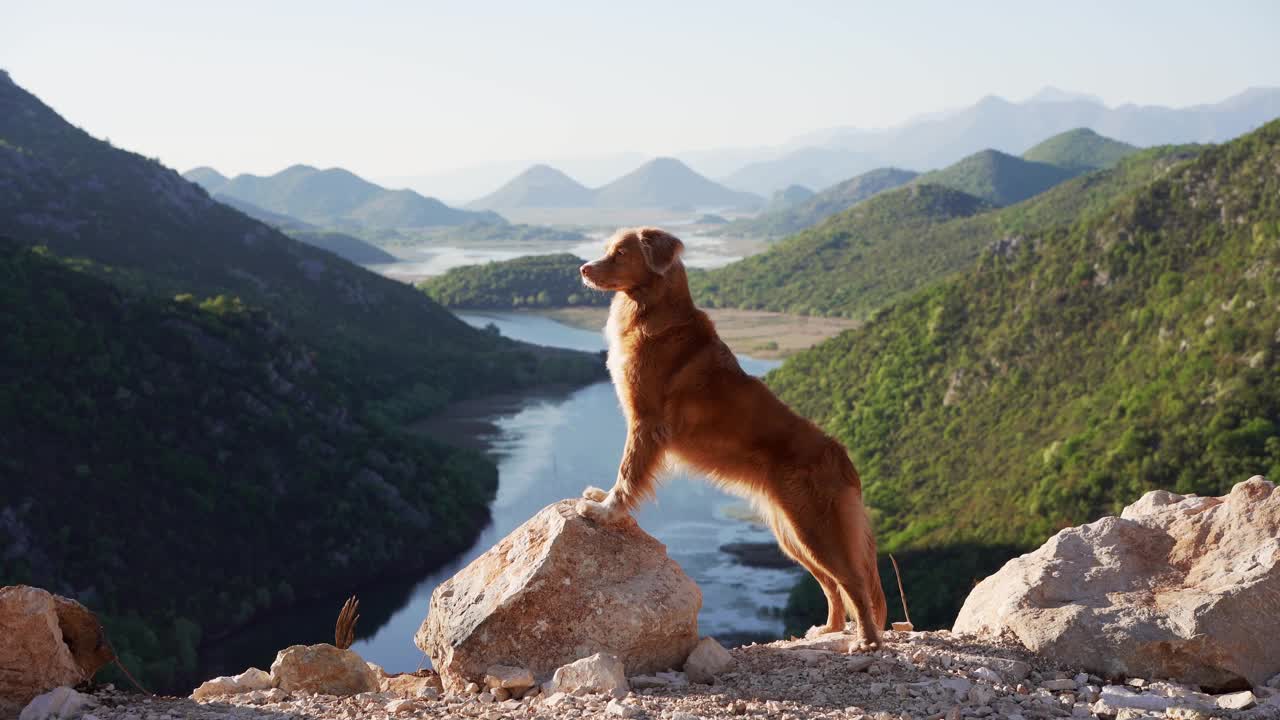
[615,249,625,257]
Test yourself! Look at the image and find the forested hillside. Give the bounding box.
[0,73,606,689]
[0,239,498,688]
[720,168,917,239]
[420,254,609,309]
[692,145,1201,318]
[768,119,1279,558]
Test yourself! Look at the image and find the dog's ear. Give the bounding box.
[637,228,684,275]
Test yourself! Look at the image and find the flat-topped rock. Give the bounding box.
[417,499,701,690]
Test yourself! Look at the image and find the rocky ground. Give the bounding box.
[55,630,1280,720]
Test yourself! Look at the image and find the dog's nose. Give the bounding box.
[580,263,591,277]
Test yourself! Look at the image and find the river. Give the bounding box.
[196,311,800,680]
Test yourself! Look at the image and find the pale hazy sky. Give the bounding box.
[3,0,1278,179]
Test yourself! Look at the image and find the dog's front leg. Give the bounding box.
[577,421,664,524]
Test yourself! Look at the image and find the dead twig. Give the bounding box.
[335,595,359,650]
[889,553,912,627]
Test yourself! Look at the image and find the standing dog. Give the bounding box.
[576,227,887,646]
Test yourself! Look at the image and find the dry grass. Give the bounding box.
[539,307,860,360]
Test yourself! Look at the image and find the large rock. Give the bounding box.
[269,644,380,695]
[417,500,701,690]
[50,596,113,680]
[0,587,87,716]
[954,476,1280,689]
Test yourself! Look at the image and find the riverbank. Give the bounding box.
[535,307,861,360]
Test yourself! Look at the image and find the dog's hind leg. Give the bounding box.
[762,501,846,635]
[777,490,883,649]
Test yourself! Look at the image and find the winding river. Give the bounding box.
[197,311,799,680]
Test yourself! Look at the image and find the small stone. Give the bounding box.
[1126,678,1147,688]
[973,667,1003,684]
[605,698,639,717]
[492,687,510,701]
[892,621,914,632]
[18,687,98,720]
[542,692,571,708]
[1165,708,1211,720]
[671,713,703,720]
[684,637,735,684]
[968,685,996,706]
[629,675,669,689]
[385,698,417,714]
[549,652,628,695]
[464,682,480,694]
[765,700,783,714]
[732,700,748,715]
[1041,679,1076,691]
[1215,690,1255,710]
[1073,673,1089,686]
[846,655,876,672]
[476,690,494,704]
[484,665,535,691]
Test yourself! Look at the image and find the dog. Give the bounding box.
[575,227,888,647]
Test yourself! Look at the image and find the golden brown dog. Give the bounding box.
[576,227,888,646]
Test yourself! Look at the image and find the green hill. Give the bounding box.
[420,253,610,309]
[765,184,816,212]
[0,73,605,687]
[693,145,1199,319]
[1022,127,1139,173]
[769,120,1280,628]
[690,184,993,317]
[722,167,917,239]
[0,238,494,688]
[915,149,1077,206]
[187,164,503,230]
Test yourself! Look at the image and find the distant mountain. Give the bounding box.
[765,184,816,212]
[723,168,916,239]
[729,86,1280,194]
[183,166,229,193]
[914,149,1076,206]
[593,157,762,209]
[1021,127,1139,172]
[721,146,877,196]
[1024,86,1104,105]
[185,165,502,230]
[467,164,594,210]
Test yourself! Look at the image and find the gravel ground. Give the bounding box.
[73,630,1280,720]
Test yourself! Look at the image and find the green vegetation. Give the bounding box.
[914,149,1076,206]
[722,168,916,239]
[0,239,498,689]
[0,74,605,690]
[692,145,1201,319]
[420,253,609,309]
[1022,128,1139,173]
[690,184,992,317]
[765,184,816,213]
[770,120,1280,629]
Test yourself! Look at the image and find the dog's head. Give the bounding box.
[580,227,685,293]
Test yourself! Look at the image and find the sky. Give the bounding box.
[3,0,1279,181]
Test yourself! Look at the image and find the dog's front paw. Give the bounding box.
[581,486,608,502]
[575,498,628,524]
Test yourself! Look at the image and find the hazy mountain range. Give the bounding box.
[468,157,762,212]
[388,86,1280,202]
[186,165,504,230]
[720,127,1139,239]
